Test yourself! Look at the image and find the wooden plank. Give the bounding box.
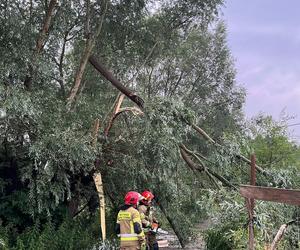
[240,185,300,206]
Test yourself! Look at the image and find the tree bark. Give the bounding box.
[89,55,144,109]
[189,122,269,176]
[179,146,204,172]
[67,38,94,106]
[36,0,57,54]
[93,172,106,240]
[104,94,125,136]
[270,219,299,250]
[157,202,186,248]
[179,144,236,189]
[85,0,91,38]
[190,123,216,145]
[91,118,106,240]
[270,224,287,250]
[67,1,107,108]
[24,0,58,89]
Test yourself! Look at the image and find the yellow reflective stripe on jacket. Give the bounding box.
[120,237,139,241]
[120,233,139,241]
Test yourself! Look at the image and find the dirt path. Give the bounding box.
[158,219,213,249]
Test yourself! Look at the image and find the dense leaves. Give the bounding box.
[0,0,299,249]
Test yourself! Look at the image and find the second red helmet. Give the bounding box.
[141,190,154,201]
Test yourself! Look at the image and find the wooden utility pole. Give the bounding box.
[248,154,256,250]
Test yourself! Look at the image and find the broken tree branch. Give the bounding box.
[270,219,299,250]
[93,172,106,240]
[180,146,220,188]
[190,123,216,145]
[188,122,269,176]
[85,0,91,38]
[236,154,267,176]
[91,118,106,240]
[105,107,144,136]
[179,144,237,190]
[88,55,144,109]
[104,94,125,137]
[179,146,204,172]
[117,107,144,116]
[103,93,143,137]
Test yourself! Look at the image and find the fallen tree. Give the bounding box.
[270,218,299,250]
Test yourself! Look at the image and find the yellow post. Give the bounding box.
[93,172,106,240]
[91,119,106,240]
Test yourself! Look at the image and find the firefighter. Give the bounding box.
[116,191,146,250]
[138,190,159,250]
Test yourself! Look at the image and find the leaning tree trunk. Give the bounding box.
[157,202,186,248]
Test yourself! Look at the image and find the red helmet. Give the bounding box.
[124,191,140,206]
[141,190,154,203]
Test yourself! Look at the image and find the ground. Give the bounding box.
[158,219,213,249]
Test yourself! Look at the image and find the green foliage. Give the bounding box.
[246,114,300,171]
[0,215,113,250]
[199,187,300,250]
[2,0,299,249]
[205,225,234,250]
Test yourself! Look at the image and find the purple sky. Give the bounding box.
[222,0,300,142]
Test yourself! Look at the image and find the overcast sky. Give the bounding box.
[222,0,300,142]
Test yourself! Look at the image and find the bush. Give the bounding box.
[1,215,108,250]
[205,226,234,250]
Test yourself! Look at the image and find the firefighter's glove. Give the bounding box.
[151,222,159,230]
